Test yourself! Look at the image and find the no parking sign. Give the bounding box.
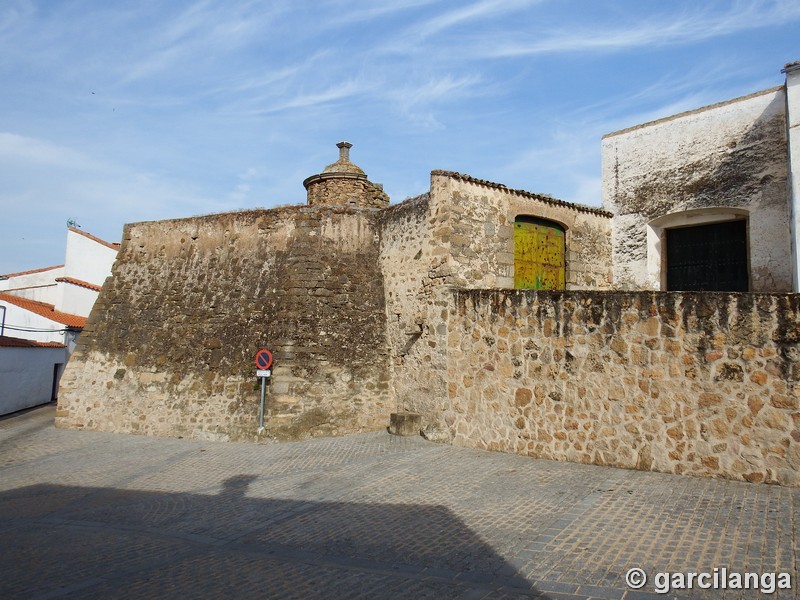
[255,349,273,377]
[255,349,273,432]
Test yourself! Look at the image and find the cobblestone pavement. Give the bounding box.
[1,404,797,599]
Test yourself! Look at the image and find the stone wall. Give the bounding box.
[602,87,792,292]
[444,289,800,486]
[306,176,389,209]
[377,171,615,432]
[379,194,449,425]
[56,206,390,441]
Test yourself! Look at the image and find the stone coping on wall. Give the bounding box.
[378,193,430,218]
[431,170,612,218]
[122,203,386,229]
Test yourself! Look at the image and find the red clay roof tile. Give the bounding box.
[68,227,120,250]
[55,277,103,292]
[0,265,63,279]
[0,335,66,348]
[0,293,86,328]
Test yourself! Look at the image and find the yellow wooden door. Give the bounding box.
[514,218,565,290]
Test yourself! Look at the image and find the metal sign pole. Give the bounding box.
[258,376,266,433]
[254,349,273,435]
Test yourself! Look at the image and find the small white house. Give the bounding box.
[0,336,66,415]
[0,226,118,415]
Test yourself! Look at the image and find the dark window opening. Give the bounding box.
[665,220,748,291]
[51,363,63,402]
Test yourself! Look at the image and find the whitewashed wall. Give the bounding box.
[0,346,66,415]
[63,228,118,284]
[602,87,792,292]
[57,281,101,317]
[0,300,69,345]
[0,266,63,304]
[57,228,117,317]
[785,64,800,291]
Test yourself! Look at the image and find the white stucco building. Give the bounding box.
[0,226,118,415]
[602,60,800,293]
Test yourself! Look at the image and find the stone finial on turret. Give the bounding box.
[337,141,352,161]
[303,142,389,208]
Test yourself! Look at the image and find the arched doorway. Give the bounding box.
[514,216,565,290]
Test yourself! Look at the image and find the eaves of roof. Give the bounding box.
[0,293,86,328]
[0,264,64,279]
[55,277,103,292]
[68,227,120,251]
[0,335,66,348]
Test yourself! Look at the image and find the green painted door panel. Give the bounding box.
[514,219,565,290]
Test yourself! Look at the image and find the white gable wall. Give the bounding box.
[58,228,117,316]
[602,87,792,292]
[63,228,117,285]
[57,281,100,317]
[785,64,800,291]
[0,300,69,345]
[0,266,63,304]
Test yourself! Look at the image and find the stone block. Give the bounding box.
[389,412,422,436]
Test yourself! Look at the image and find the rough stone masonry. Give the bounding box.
[57,135,800,486]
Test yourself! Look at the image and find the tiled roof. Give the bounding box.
[782,60,800,73]
[0,335,65,348]
[0,293,86,328]
[69,227,120,250]
[0,264,63,279]
[55,277,103,292]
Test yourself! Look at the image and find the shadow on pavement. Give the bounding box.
[0,475,544,599]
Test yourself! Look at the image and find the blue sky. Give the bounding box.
[1,0,798,275]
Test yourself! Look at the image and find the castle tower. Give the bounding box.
[303,142,389,208]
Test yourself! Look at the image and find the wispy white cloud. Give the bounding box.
[233,78,376,116]
[487,0,800,58]
[122,1,290,83]
[393,74,482,108]
[415,0,539,39]
[0,133,96,169]
[321,0,440,28]
[384,73,484,130]
[378,0,543,54]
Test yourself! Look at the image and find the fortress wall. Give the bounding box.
[56,206,391,442]
[379,194,449,426]
[444,289,800,486]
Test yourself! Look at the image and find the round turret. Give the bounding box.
[303,142,389,208]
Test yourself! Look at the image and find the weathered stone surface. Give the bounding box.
[53,163,800,488]
[57,207,391,442]
[389,412,421,436]
[441,290,800,486]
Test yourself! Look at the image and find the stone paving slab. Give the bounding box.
[0,404,797,599]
